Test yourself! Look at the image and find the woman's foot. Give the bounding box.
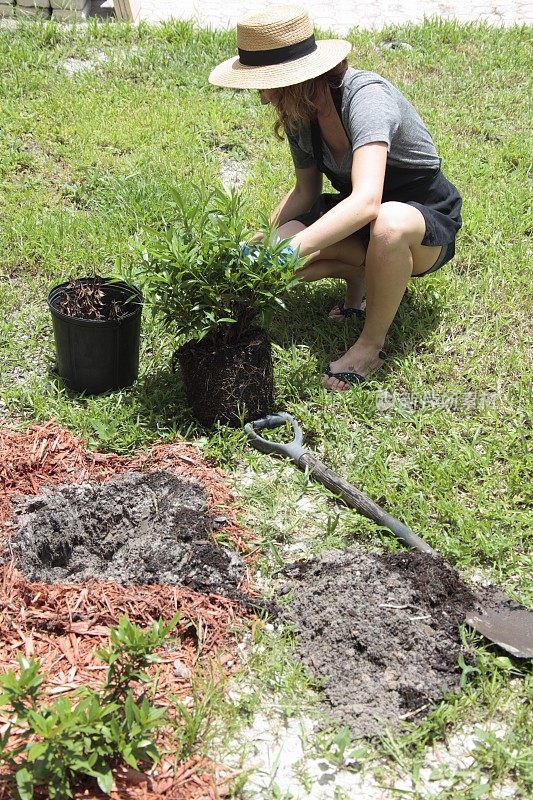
[328,279,366,322]
[328,298,365,321]
[323,341,386,391]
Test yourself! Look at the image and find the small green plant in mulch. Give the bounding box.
[0,614,179,800]
[314,725,369,771]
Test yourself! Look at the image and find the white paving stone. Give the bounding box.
[136,0,533,30]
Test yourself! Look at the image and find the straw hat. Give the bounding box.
[208,5,351,90]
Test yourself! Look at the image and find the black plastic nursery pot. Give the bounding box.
[177,327,274,427]
[47,278,142,395]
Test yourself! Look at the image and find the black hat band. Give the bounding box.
[238,35,317,67]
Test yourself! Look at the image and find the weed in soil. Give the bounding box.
[7,471,245,597]
[282,549,481,737]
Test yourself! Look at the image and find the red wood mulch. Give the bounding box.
[0,421,261,800]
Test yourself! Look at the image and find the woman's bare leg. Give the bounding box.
[323,202,443,391]
[277,222,367,318]
[301,260,366,318]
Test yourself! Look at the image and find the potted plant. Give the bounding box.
[136,184,303,427]
[47,275,143,394]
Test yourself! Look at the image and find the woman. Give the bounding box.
[209,5,462,391]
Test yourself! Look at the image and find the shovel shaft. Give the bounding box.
[245,413,533,657]
[299,453,437,556]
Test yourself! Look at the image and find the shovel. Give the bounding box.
[244,412,533,659]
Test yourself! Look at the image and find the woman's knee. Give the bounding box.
[370,202,425,249]
[277,220,307,238]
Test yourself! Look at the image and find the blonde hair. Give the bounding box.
[272,60,349,139]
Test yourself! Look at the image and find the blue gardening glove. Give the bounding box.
[240,241,296,266]
[240,242,260,263]
[277,244,296,265]
[281,245,295,257]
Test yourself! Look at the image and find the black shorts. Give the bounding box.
[294,168,462,277]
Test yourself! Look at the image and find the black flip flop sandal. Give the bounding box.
[324,350,387,386]
[330,299,365,320]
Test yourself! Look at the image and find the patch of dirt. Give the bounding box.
[62,52,109,76]
[282,548,480,737]
[219,155,249,191]
[8,471,245,597]
[17,136,74,186]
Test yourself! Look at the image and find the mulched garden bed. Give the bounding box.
[0,421,260,799]
[0,421,258,561]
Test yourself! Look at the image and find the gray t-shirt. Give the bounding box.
[286,67,441,181]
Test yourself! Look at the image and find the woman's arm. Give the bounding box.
[270,165,323,227]
[290,142,387,258]
[250,165,322,242]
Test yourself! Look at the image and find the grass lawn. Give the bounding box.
[0,17,531,800]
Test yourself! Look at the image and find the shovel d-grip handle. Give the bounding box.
[245,412,436,556]
[244,412,308,463]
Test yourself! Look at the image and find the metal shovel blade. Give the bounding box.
[465,607,533,659]
[245,412,533,660]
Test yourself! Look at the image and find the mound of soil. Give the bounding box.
[8,471,245,597]
[282,548,480,737]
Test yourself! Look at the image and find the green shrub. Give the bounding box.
[135,184,304,346]
[0,615,179,800]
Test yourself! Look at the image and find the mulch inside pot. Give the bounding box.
[0,422,261,799]
[55,277,128,320]
[282,548,481,738]
[178,327,274,427]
